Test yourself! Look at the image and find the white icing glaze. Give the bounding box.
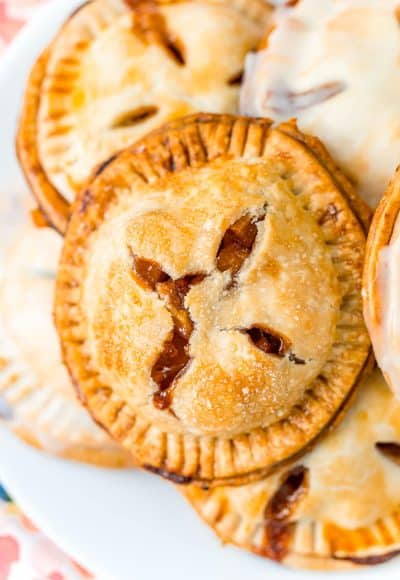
[371,219,400,398]
[241,0,400,208]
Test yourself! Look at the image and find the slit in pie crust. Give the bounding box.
[0,218,134,468]
[183,370,400,569]
[55,113,372,486]
[16,0,271,233]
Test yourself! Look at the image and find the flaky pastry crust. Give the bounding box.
[0,221,133,468]
[183,371,400,569]
[363,167,400,336]
[16,0,271,233]
[55,113,371,486]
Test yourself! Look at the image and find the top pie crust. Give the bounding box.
[183,370,400,569]
[240,0,400,209]
[55,113,372,486]
[16,0,271,233]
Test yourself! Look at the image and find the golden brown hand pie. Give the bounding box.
[0,219,133,467]
[241,0,400,208]
[55,114,371,486]
[364,167,400,398]
[183,370,400,569]
[16,0,271,234]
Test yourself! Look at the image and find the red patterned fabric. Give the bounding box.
[0,502,94,579]
[0,1,48,54]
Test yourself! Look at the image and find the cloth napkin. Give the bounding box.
[0,485,93,580]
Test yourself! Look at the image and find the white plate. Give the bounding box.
[0,2,399,579]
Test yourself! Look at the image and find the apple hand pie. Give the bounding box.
[16,0,271,233]
[0,219,133,467]
[55,113,372,486]
[183,371,400,569]
[364,167,400,398]
[240,0,400,208]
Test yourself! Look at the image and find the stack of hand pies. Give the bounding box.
[8,0,400,570]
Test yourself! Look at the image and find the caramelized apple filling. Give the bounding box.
[132,256,204,410]
[243,326,305,364]
[133,206,308,411]
[227,70,244,86]
[376,442,400,466]
[132,256,169,290]
[217,209,266,277]
[263,466,309,561]
[151,330,190,410]
[244,326,287,357]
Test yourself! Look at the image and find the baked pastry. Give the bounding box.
[364,167,400,397]
[241,0,400,208]
[16,0,271,233]
[0,218,133,467]
[183,370,400,569]
[55,113,372,486]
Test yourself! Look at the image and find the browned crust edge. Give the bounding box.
[15,46,71,234]
[363,166,400,331]
[15,2,94,233]
[55,112,372,487]
[278,119,372,234]
[184,493,400,571]
[15,0,273,235]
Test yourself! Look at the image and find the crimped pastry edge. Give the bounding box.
[55,112,372,486]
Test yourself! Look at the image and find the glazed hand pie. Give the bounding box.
[0,219,133,467]
[55,113,371,486]
[183,370,400,569]
[364,167,400,398]
[16,0,271,233]
[241,0,400,208]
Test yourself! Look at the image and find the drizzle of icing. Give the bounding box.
[241,0,400,207]
[370,218,400,398]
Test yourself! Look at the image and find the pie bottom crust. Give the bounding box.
[182,370,400,570]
